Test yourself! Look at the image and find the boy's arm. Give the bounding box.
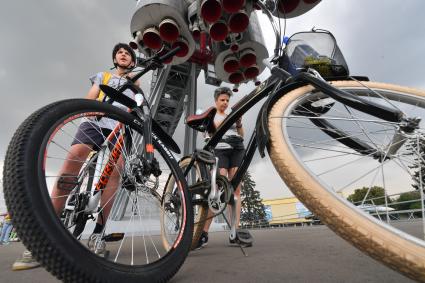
[236,117,244,137]
[85,84,100,100]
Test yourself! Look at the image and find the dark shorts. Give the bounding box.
[71,122,112,150]
[215,148,245,169]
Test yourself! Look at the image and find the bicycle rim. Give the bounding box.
[268,81,425,281]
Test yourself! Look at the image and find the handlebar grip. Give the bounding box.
[158,46,181,63]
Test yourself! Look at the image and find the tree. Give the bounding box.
[405,135,425,191]
[393,191,421,211]
[347,186,391,206]
[240,171,268,227]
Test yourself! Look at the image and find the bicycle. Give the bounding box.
[168,30,425,282]
[3,47,197,282]
[3,9,425,283]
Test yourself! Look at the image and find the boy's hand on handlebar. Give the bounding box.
[236,117,243,128]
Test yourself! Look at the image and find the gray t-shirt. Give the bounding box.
[214,112,242,149]
[88,72,137,130]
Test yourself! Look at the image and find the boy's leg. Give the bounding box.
[228,167,253,248]
[88,157,123,254]
[50,144,94,216]
[228,167,241,228]
[95,156,123,227]
[97,163,122,225]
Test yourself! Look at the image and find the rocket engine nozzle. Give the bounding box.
[159,18,180,42]
[171,37,190,57]
[222,0,245,14]
[229,71,244,84]
[192,21,201,40]
[209,20,229,42]
[244,65,260,79]
[142,27,163,50]
[240,49,257,67]
[228,10,250,34]
[223,56,240,73]
[277,0,300,14]
[201,0,222,23]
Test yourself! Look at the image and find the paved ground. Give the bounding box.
[0,225,414,283]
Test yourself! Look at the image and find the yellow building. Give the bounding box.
[262,197,313,226]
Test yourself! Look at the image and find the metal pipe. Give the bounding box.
[256,1,281,57]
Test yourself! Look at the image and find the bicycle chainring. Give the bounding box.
[208,175,232,214]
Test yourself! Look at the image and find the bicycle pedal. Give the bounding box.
[194,149,216,165]
[103,233,125,242]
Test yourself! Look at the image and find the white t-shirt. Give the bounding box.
[214,112,243,149]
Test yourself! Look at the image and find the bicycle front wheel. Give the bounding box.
[3,99,193,282]
[268,81,425,280]
[162,157,209,250]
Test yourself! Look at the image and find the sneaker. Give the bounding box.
[12,250,41,271]
[194,231,208,250]
[229,229,253,248]
[87,233,106,255]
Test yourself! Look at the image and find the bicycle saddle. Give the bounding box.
[186,107,217,133]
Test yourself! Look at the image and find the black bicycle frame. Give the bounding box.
[202,71,405,190]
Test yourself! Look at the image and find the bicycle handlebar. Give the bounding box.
[158,46,181,63]
[129,46,181,84]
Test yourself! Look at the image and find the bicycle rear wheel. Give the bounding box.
[3,99,192,282]
[268,81,425,281]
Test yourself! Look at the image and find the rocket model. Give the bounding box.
[130,0,320,89]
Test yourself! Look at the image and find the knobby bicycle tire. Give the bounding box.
[3,99,193,283]
[268,81,425,281]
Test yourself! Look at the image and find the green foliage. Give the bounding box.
[303,55,333,77]
[347,186,390,205]
[393,191,421,211]
[405,136,425,191]
[240,171,268,226]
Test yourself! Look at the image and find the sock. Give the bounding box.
[93,223,104,234]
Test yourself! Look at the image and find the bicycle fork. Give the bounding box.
[86,124,124,213]
[86,148,107,213]
[207,157,220,212]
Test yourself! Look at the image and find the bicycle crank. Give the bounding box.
[207,175,232,215]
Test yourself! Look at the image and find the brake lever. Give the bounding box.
[149,57,164,70]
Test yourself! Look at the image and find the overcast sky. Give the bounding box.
[1,0,425,207]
